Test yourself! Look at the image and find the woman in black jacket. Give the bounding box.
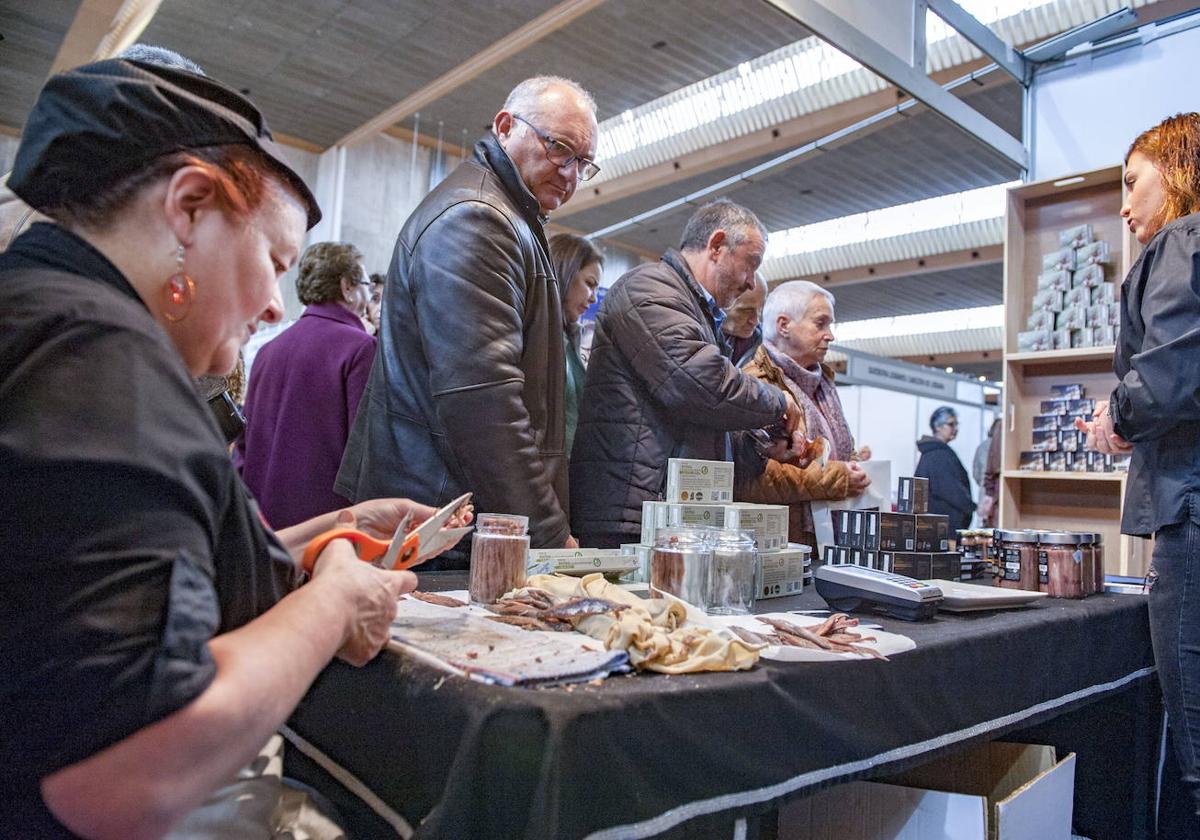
[914,405,975,530]
[1083,112,1200,820]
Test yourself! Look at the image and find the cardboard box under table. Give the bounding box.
[779,742,1076,840]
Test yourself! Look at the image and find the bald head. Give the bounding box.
[494,76,598,214]
[722,273,768,339]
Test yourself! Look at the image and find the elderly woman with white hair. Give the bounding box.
[735,280,871,555]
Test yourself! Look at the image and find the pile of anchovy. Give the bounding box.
[408,588,627,632]
[727,613,888,660]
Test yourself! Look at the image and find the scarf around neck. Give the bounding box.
[764,341,854,461]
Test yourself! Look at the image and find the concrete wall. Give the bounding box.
[1030,16,1200,180]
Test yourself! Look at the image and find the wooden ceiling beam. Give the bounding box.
[336,0,607,148]
[766,243,1003,290]
[49,0,163,76]
[556,56,1006,221]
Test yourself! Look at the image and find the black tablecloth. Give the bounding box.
[286,574,1155,839]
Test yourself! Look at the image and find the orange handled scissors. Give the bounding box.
[301,492,473,575]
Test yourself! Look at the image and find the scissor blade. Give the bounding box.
[379,517,413,570]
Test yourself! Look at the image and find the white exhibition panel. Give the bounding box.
[1030,20,1200,181]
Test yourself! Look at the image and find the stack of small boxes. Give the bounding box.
[1017,224,1120,353]
[821,477,962,580]
[1018,382,1131,473]
[624,458,812,600]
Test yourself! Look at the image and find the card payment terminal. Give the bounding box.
[814,564,943,621]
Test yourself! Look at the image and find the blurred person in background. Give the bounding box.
[915,406,974,529]
[975,417,1002,528]
[366,271,384,334]
[237,242,376,528]
[736,280,870,556]
[722,272,767,367]
[0,58,467,839]
[1081,112,1200,827]
[548,232,603,457]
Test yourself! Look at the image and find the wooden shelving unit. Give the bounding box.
[999,165,1150,578]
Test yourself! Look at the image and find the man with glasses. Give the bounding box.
[337,76,599,563]
[915,405,976,529]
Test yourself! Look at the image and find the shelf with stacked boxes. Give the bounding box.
[1000,165,1149,579]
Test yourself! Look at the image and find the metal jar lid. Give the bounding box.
[1074,532,1095,544]
[996,529,1039,543]
[1092,532,1103,544]
[1037,531,1081,545]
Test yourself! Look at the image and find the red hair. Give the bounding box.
[1126,113,1200,235]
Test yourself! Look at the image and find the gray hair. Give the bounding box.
[679,199,768,253]
[930,405,958,432]
[762,280,836,343]
[502,76,597,122]
[119,44,206,75]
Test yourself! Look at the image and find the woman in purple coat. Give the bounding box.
[237,241,376,527]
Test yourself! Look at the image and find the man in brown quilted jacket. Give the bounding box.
[736,280,871,555]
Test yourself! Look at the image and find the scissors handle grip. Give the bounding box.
[301,528,389,575]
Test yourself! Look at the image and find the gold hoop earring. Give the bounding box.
[161,244,195,323]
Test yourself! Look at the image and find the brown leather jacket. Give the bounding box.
[735,344,852,554]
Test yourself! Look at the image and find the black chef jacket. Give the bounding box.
[0,223,299,837]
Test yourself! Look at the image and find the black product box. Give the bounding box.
[1058,414,1081,430]
[1067,452,1088,472]
[862,551,878,570]
[1031,430,1058,452]
[879,512,916,551]
[849,547,866,567]
[877,551,894,573]
[1067,398,1096,415]
[895,552,962,580]
[848,510,865,547]
[1040,399,1070,415]
[1019,451,1048,471]
[823,545,851,565]
[832,509,854,547]
[1086,451,1110,472]
[915,513,950,551]
[1058,430,1079,453]
[1109,453,1132,472]
[1031,414,1059,432]
[862,510,881,550]
[1050,383,1086,399]
[896,476,929,514]
[1045,451,1069,472]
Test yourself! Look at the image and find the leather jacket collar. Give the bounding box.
[474,134,549,248]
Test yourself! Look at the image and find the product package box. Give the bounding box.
[1018,451,1047,471]
[664,457,734,503]
[1031,414,1059,432]
[877,551,894,573]
[724,503,789,551]
[896,476,929,514]
[1045,451,1069,472]
[832,509,859,547]
[757,544,808,599]
[879,512,916,551]
[620,543,653,582]
[1059,222,1093,248]
[527,548,635,577]
[862,510,881,550]
[1017,330,1053,352]
[893,552,960,580]
[823,545,851,565]
[1049,383,1085,399]
[1031,430,1058,452]
[914,514,950,552]
[640,500,726,545]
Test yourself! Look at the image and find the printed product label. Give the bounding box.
[1003,547,1023,582]
[1038,549,1049,585]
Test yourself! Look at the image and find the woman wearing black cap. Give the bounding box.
[0,59,466,838]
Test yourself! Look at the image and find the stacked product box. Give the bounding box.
[957,529,995,582]
[820,477,961,580]
[627,458,810,598]
[1017,224,1120,353]
[527,548,638,579]
[1017,383,1130,474]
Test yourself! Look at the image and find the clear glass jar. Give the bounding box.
[468,513,530,604]
[651,527,712,608]
[996,529,1039,591]
[1040,531,1084,599]
[706,528,757,615]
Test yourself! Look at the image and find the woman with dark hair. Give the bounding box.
[236,241,377,527]
[0,59,465,837]
[1082,112,1200,821]
[548,232,603,455]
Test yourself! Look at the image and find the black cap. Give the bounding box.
[9,58,321,229]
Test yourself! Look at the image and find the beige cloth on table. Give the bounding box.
[521,573,761,674]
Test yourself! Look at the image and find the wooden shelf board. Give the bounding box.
[1003,470,1125,482]
[1005,347,1117,365]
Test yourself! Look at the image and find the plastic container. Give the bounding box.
[1039,531,1085,599]
[468,513,530,603]
[996,529,1039,591]
[706,528,757,615]
[650,527,712,608]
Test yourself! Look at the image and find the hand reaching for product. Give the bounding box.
[1075,400,1133,455]
[846,462,871,496]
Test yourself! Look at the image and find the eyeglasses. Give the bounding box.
[511,114,600,181]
